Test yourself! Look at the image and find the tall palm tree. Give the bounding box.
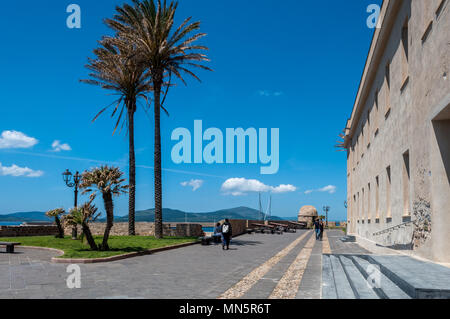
[80,166,128,250]
[81,36,152,236]
[106,0,211,238]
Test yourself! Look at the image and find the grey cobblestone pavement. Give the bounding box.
[326,230,371,255]
[0,229,362,299]
[0,231,305,298]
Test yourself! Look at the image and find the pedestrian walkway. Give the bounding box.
[1,230,325,299]
[0,228,370,299]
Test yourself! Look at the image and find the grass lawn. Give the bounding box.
[1,235,198,259]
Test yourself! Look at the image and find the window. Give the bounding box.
[374,90,379,136]
[362,187,365,221]
[368,183,371,220]
[385,62,391,115]
[352,145,356,169]
[375,176,380,219]
[401,19,409,87]
[422,21,433,44]
[357,192,360,222]
[386,166,392,219]
[367,111,371,148]
[357,135,360,161]
[361,126,365,158]
[436,0,447,19]
[402,151,411,216]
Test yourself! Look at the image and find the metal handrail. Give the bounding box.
[372,220,414,236]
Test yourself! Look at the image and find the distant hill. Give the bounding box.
[0,207,295,223]
[107,206,289,223]
[0,211,51,222]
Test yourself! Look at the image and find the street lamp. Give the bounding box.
[323,206,330,227]
[62,169,82,239]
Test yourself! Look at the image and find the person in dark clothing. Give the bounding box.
[319,219,324,241]
[221,219,233,250]
[213,222,222,244]
[314,218,321,240]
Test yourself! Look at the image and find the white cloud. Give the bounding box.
[0,162,44,178]
[181,179,204,191]
[258,90,284,97]
[304,185,337,195]
[221,178,296,196]
[0,130,38,149]
[272,184,297,193]
[319,185,337,193]
[51,140,72,152]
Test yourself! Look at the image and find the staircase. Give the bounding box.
[322,254,450,299]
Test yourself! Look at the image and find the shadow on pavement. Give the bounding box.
[229,239,263,246]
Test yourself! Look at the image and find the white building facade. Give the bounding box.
[344,0,450,263]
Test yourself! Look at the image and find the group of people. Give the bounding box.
[213,219,233,250]
[314,218,325,240]
[211,217,323,249]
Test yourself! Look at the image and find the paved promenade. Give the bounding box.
[0,229,348,299]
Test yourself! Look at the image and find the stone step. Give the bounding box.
[351,256,411,299]
[321,255,337,299]
[328,255,355,299]
[338,255,379,299]
[340,236,356,242]
[367,255,450,299]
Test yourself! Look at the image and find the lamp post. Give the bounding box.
[323,206,330,228]
[62,169,82,239]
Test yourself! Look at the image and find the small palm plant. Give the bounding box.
[80,166,128,250]
[45,208,65,238]
[66,202,100,250]
[106,0,211,238]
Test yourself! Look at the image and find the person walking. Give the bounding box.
[314,218,321,240]
[319,219,324,241]
[221,219,233,250]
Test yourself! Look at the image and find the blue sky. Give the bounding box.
[0,0,382,220]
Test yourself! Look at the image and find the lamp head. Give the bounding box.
[73,171,82,184]
[62,169,72,184]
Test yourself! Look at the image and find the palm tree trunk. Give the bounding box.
[101,192,114,250]
[153,80,163,239]
[55,216,64,238]
[128,107,136,236]
[82,222,97,250]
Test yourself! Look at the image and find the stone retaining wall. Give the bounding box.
[64,222,204,237]
[0,225,59,237]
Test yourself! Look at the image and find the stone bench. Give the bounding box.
[0,242,21,253]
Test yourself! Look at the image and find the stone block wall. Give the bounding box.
[219,219,247,237]
[175,224,204,237]
[64,222,203,237]
[0,225,59,237]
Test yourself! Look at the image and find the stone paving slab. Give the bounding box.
[242,231,313,299]
[296,237,322,299]
[368,255,450,298]
[327,230,371,255]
